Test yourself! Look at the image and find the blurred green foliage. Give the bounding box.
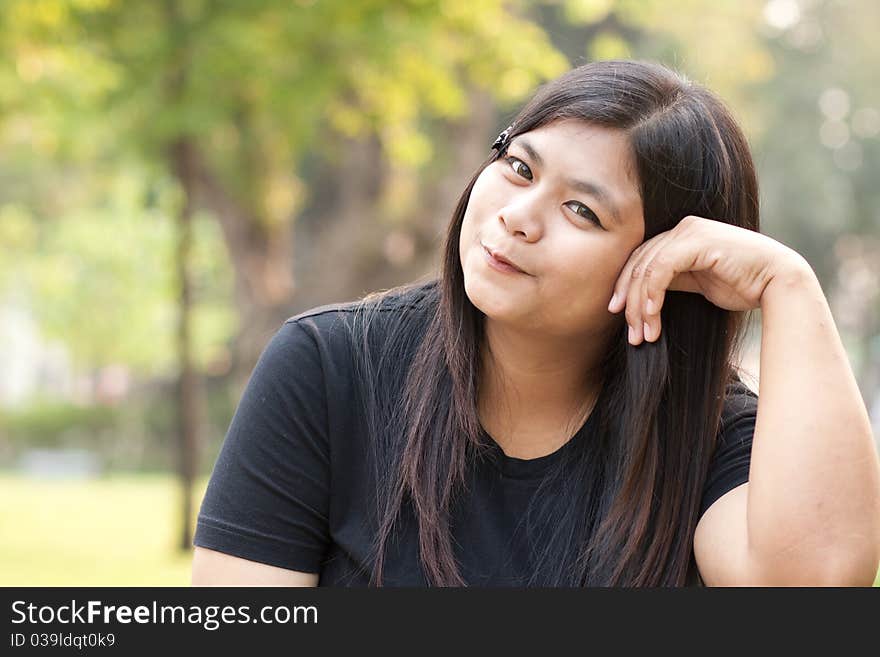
[0,168,236,376]
[0,382,235,472]
[0,399,118,446]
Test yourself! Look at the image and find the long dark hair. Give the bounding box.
[349,60,759,586]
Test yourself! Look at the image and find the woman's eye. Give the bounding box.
[564,201,603,228]
[505,156,533,181]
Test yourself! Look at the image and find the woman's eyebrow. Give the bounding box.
[514,137,623,227]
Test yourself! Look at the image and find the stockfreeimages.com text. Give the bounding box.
[11,600,317,631]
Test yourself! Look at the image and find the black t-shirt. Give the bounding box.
[194,280,758,586]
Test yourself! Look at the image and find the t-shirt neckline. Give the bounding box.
[479,410,596,481]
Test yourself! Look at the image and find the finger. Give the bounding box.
[637,218,710,341]
[643,235,712,317]
[621,240,657,344]
[628,232,675,344]
[640,234,687,341]
[608,237,658,315]
[643,232,707,342]
[640,219,699,315]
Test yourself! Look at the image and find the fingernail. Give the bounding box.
[608,293,619,311]
[628,324,636,344]
[643,321,652,341]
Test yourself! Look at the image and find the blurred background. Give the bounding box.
[1,0,878,586]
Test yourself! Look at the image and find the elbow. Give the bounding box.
[823,544,880,587]
[753,544,880,587]
[811,556,879,587]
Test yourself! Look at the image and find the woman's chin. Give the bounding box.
[463,279,527,323]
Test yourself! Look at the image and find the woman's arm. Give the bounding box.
[191,547,319,586]
[607,215,880,584]
[696,256,880,585]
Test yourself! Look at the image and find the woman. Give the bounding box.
[191,60,880,586]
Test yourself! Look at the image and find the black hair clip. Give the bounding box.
[491,125,514,151]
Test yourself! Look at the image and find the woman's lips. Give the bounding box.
[482,244,529,275]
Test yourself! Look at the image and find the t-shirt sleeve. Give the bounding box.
[193,320,331,574]
[698,382,758,520]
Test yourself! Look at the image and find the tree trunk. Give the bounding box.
[182,146,297,389]
[170,137,201,552]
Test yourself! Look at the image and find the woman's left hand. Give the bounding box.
[607,215,809,345]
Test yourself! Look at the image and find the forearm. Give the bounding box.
[747,254,880,584]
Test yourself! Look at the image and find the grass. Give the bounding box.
[0,472,207,586]
[1,472,878,587]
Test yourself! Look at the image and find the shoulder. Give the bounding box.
[696,374,758,519]
[710,375,759,461]
[723,375,758,403]
[272,279,439,384]
[719,376,759,435]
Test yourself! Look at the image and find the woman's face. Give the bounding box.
[459,119,646,339]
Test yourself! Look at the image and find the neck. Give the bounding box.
[477,318,607,458]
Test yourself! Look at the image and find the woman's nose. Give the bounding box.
[497,193,544,241]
